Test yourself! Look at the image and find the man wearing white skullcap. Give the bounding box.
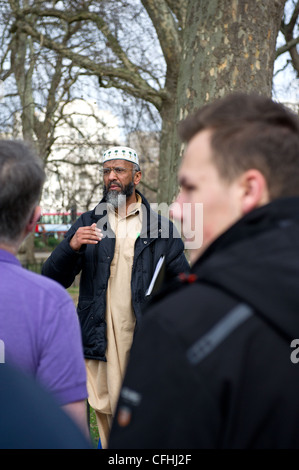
[42,145,189,447]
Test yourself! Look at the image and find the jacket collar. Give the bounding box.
[193,196,299,271]
[190,196,299,343]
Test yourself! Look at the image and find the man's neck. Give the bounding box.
[126,191,138,209]
[115,192,138,217]
[0,243,18,255]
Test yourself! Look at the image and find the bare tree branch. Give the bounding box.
[165,0,187,29]
[141,0,181,73]
[279,0,299,75]
[276,35,299,57]
[12,12,167,109]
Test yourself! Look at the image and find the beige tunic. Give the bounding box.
[85,195,142,446]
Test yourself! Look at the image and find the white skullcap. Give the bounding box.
[102,146,139,165]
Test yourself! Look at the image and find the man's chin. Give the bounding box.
[105,191,126,209]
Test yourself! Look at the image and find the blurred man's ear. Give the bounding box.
[26,206,41,234]
[239,169,270,215]
[134,170,142,186]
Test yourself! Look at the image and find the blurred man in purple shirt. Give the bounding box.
[0,140,89,441]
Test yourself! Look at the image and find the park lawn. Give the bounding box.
[89,406,100,448]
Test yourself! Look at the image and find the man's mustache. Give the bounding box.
[107,182,122,190]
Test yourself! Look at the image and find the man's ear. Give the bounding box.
[134,170,142,187]
[26,206,41,234]
[239,169,270,215]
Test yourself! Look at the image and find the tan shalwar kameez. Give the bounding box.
[85,195,142,448]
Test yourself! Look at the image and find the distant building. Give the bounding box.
[41,99,122,213]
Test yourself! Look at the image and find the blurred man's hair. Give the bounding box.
[0,140,45,244]
[179,93,299,199]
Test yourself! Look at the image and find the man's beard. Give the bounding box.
[103,181,134,209]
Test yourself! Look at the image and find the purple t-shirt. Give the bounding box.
[0,249,87,406]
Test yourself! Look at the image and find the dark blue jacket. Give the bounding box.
[42,191,189,360]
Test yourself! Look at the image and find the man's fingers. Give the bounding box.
[76,225,103,242]
[78,238,99,245]
[70,224,103,251]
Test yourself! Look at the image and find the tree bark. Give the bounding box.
[157,0,286,205]
[158,0,287,204]
[158,94,179,204]
[177,0,286,120]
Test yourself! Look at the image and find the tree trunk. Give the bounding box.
[177,0,286,122]
[157,95,180,205]
[159,0,286,205]
[12,27,37,263]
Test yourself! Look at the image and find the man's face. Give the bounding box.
[102,159,136,206]
[172,129,243,264]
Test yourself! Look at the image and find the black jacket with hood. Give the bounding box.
[108,197,299,449]
[42,190,189,360]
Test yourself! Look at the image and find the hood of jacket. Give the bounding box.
[192,196,299,342]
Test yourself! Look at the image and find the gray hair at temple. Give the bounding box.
[0,140,45,244]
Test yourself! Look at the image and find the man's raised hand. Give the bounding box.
[70,223,102,251]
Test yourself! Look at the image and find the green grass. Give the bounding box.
[89,405,100,448]
[67,285,79,304]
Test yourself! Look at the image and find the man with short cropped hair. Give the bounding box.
[108,93,299,449]
[0,140,89,441]
[42,145,189,448]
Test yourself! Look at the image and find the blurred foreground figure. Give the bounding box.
[109,93,299,449]
[0,363,92,449]
[0,140,89,441]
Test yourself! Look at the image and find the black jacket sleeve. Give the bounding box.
[41,216,86,288]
